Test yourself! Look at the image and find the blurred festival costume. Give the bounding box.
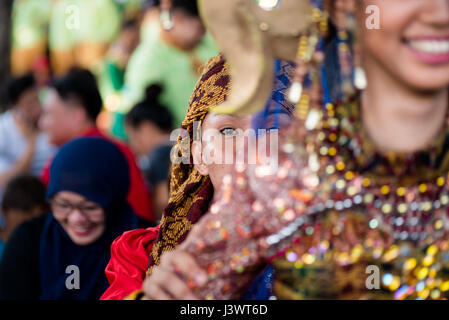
[101,55,228,300]
[10,0,52,75]
[115,0,218,131]
[121,33,217,127]
[175,0,449,300]
[0,138,138,300]
[98,20,140,141]
[49,0,122,75]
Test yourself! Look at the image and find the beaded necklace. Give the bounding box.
[256,95,449,299]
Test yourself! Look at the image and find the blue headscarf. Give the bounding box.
[40,137,138,300]
[251,59,296,131]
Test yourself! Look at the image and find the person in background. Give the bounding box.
[139,0,162,45]
[99,19,140,141]
[0,137,139,300]
[114,0,218,133]
[10,0,52,76]
[48,0,122,75]
[39,68,155,225]
[0,73,56,197]
[32,55,51,89]
[125,84,174,222]
[0,175,47,262]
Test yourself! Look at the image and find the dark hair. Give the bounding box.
[125,84,174,132]
[1,73,36,108]
[122,18,138,30]
[172,0,199,17]
[1,175,47,213]
[51,68,103,122]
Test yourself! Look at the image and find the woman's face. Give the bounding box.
[358,0,449,91]
[193,113,252,189]
[193,109,291,189]
[126,121,168,157]
[51,191,106,246]
[170,10,206,50]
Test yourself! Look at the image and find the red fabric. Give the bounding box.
[100,226,160,300]
[40,128,155,222]
[40,157,52,185]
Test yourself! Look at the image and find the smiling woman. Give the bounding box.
[0,137,139,300]
[49,191,106,246]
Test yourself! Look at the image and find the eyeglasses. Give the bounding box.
[50,199,104,222]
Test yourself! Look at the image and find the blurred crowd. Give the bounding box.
[0,0,218,297]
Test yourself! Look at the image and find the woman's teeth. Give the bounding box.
[73,225,91,233]
[408,40,449,54]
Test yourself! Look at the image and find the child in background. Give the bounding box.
[0,175,47,262]
[125,84,174,222]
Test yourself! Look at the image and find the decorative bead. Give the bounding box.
[437,176,445,187]
[419,184,428,193]
[397,187,406,197]
[354,67,367,90]
[305,109,321,131]
[381,185,390,195]
[328,147,337,157]
[362,178,371,187]
[288,81,303,104]
[336,161,345,171]
[257,0,281,11]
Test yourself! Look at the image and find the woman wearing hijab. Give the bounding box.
[0,137,138,300]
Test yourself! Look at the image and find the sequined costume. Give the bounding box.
[180,90,449,300]
[178,0,449,299]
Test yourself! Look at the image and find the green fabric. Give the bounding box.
[98,60,128,140]
[119,32,219,127]
[11,0,52,49]
[114,0,144,15]
[110,112,128,142]
[107,62,125,91]
[140,15,160,44]
[98,59,125,104]
[49,0,122,51]
[48,0,76,50]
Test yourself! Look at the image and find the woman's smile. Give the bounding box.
[69,223,97,237]
[404,35,449,65]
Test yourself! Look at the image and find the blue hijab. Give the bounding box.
[40,137,138,300]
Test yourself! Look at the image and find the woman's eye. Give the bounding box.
[220,127,238,136]
[82,205,101,212]
[57,203,71,209]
